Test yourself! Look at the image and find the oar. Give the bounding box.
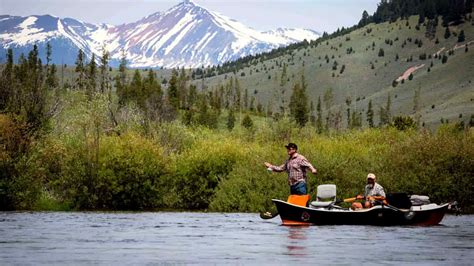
[260,211,279,219]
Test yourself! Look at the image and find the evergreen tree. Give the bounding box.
[241,114,253,129]
[44,43,58,90]
[0,49,14,110]
[46,42,52,66]
[367,100,374,128]
[130,69,142,103]
[289,75,309,128]
[345,97,352,128]
[178,68,188,108]
[167,70,179,110]
[75,49,86,90]
[316,96,323,133]
[86,54,97,100]
[226,108,236,131]
[378,48,385,57]
[358,10,370,27]
[188,84,197,108]
[458,30,465,42]
[444,27,451,39]
[99,47,110,94]
[442,54,448,64]
[143,69,163,122]
[116,51,128,105]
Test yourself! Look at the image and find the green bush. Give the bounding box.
[29,133,170,210]
[173,137,246,209]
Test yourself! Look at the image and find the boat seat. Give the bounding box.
[311,201,334,207]
[310,184,337,208]
[287,194,310,207]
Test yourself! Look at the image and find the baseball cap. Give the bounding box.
[367,173,376,179]
[285,143,298,150]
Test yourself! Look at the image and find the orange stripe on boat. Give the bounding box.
[287,195,310,207]
[282,219,311,226]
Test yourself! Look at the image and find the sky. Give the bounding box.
[0,0,380,33]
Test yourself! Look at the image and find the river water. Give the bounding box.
[0,212,473,265]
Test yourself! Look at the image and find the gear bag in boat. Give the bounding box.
[386,193,412,209]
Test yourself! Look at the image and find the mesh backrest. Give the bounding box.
[317,184,336,201]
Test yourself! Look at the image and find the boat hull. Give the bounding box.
[273,199,449,226]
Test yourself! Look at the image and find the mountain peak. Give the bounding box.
[0,1,319,68]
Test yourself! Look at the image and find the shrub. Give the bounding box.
[174,138,245,209]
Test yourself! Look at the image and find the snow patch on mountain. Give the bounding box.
[0,1,320,68]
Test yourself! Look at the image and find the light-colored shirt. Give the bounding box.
[271,153,316,186]
[364,182,386,198]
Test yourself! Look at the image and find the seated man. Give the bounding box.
[352,173,386,210]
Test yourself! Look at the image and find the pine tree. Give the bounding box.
[75,49,86,90]
[46,42,52,66]
[367,100,374,128]
[241,114,253,129]
[86,54,97,100]
[178,68,188,108]
[378,48,385,57]
[444,27,451,39]
[345,97,352,128]
[116,51,128,105]
[188,84,197,108]
[442,54,448,64]
[0,49,14,110]
[289,75,309,128]
[167,70,179,110]
[359,10,370,27]
[142,69,162,121]
[99,47,110,94]
[44,42,58,90]
[458,30,465,42]
[316,96,323,133]
[130,69,142,103]
[226,108,236,131]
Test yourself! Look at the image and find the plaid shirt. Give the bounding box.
[271,153,316,186]
[364,182,386,198]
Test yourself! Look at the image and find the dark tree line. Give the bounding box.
[359,0,473,27]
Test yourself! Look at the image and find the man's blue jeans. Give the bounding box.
[290,182,307,195]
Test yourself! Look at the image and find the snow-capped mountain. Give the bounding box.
[0,0,319,68]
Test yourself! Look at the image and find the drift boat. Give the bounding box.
[270,184,452,226]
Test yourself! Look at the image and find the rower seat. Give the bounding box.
[311,184,337,208]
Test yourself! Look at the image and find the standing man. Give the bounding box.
[264,143,317,195]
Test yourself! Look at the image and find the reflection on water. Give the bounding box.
[0,212,473,264]
[286,227,308,256]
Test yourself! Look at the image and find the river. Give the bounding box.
[0,212,473,264]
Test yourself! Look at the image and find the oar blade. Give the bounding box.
[260,211,279,219]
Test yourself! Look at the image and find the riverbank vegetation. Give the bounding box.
[1,43,473,213]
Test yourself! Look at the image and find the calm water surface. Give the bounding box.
[0,212,473,264]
